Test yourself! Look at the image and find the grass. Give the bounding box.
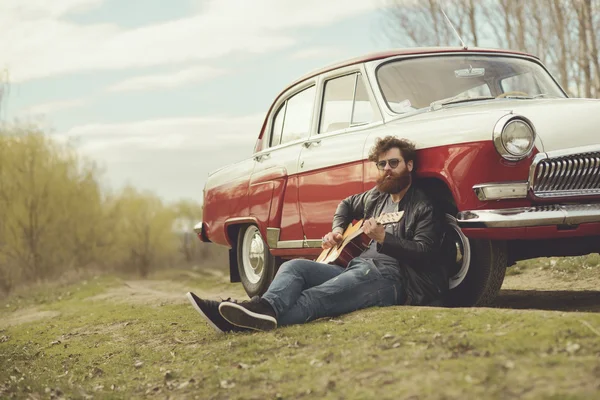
[1,265,600,399]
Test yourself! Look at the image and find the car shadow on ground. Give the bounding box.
[494,289,600,313]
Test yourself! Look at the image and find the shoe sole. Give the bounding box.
[185,292,223,334]
[218,302,277,332]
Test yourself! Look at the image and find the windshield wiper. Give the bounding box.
[500,93,559,99]
[429,95,494,111]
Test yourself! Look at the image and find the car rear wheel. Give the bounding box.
[443,215,508,307]
[237,225,276,298]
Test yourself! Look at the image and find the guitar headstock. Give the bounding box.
[377,211,404,225]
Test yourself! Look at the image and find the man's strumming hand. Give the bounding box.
[322,231,343,249]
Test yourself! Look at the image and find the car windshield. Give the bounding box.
[376,55,566,114]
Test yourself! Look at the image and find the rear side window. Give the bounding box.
[319,73,377,134]
[269,86,315,148]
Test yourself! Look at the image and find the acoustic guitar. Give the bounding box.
[315,211,404,267]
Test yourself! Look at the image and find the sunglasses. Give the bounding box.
[376,158,403,170]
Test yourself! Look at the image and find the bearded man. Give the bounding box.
[187,136,448,333]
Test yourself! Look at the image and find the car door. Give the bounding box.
[249,82,317,244]
[297,66,383,240]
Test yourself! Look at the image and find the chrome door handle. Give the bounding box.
[253,153,270,162]
[303,140,321,148]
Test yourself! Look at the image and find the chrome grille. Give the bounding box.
[532,151,600,198]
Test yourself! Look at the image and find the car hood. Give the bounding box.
[386,98,600,154]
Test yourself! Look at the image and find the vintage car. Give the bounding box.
[195,46,600,307]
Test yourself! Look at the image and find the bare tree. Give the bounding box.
[467,0,478,47]
[380,0,600,98]
[582,0,600,96]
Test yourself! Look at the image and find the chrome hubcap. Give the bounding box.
[242,226,265,284]
[445,214,470,290]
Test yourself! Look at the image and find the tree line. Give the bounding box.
[380,0,600,98]
[0,122,222,296]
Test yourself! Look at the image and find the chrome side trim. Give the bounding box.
[457,203,600,228]
[473,181,528,200]
[275,240,303,249]
[275,240,322,249]
[303,240,323,248]
[266,228,322,249]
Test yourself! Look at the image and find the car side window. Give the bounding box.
[319,73,376,134]
[270,102,286,147]
[319,74,355,134]
[352,74,377,125]
[279,85,315,145]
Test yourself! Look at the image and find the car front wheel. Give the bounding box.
[443,215,508,307]
[237,225,276,298]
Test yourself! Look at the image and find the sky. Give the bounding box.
[0,0,399,203]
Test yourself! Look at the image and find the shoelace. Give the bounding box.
[220,297,238,303]
[219,296,261,304]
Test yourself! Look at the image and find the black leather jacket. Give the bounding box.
[332,184,448,306]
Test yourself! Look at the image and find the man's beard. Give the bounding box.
[376,171,412,194]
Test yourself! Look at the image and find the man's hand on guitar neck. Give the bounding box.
[321,229,343,250]
[363,217,386,244]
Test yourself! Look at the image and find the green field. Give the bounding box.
[1,257,599,399]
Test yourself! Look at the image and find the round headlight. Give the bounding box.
[493,115,536,161]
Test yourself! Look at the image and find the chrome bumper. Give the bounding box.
[457,203,600,228]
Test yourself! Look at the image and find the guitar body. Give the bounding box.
[333,234,371,267]
[315,211,404,267]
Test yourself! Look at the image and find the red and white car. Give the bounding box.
[195,47,600,307]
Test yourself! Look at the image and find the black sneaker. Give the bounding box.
[185,292,248,333]
[218,297,277,332]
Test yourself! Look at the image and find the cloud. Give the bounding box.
[1,0,380,83]
[2,0,102,19]
[59,114,265,152]
[105,66,226,93]
[17,98,88,116]
[57,114,267,201]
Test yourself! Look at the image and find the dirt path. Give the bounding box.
[503,268,600,291]
[0,309,61,329]
[497,269,600,312]
[86,278,248,306]
[0,269,248,329]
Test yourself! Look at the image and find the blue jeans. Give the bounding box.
[261,257,406,326]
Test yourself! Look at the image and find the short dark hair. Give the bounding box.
[368,136,417,168]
